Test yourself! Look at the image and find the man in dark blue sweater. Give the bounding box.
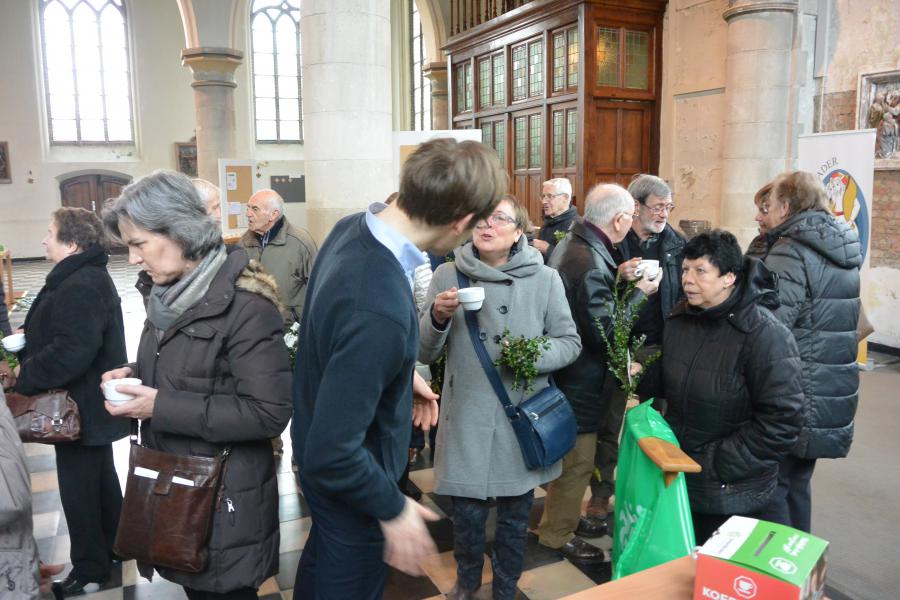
[292,138,506,599]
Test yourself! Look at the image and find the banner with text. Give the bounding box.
[798,129,876,363]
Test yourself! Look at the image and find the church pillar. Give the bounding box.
[424,62,448,130]
[301,1,393,244]
[720,0,798,247]
[181,47,243,182]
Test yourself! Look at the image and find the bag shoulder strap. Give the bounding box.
[456,270,518,421]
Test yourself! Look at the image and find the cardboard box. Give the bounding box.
[694,516,828,600]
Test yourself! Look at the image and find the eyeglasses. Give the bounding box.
[475,212,517,229]
[644,203,675,215]
[541,193,566,200]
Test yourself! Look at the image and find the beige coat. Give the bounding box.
[0,391,41,599]
[240,216,317,324]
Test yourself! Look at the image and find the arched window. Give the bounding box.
[250,0,302,143]
[39,0,134,144]
[410,1,431,131]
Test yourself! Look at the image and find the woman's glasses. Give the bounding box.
[475,212,517,229]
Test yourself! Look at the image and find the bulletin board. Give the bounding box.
[218,159,257,234]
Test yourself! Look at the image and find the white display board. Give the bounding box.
[798,129,876,268]
[798,129,876,363]
[392,130,483,189]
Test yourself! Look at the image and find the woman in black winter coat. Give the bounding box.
[663,231,803,544]
[748,171,861,533]
[14,207,129,596]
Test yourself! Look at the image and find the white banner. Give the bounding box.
[393,130,483,189]
[798,130,876,270]
[798,129,876,363]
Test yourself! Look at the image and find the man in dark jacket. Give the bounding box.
[663,231,803,543]
[533,178,580,263]
[585,174,686,526]
[292,139,506,599]
[538,184,660,563]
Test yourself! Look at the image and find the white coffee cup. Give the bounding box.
[1,333,25,353]
[457,287,485,311]
[103,378,142,405]
[635,259,661,281]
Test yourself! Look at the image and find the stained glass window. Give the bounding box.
[552,32,566,92]
[552,110,564,167]
[40,0,133,143]
[479,57,492,108]
[528,41,543,97]
[514,116,527,169]
[625,30,649,90]
[251,0,302,142]
[529,114,542,167]
[512,44,527,101]
[596,27,620,87]
[566,109,577,167]
[567,28,579,88]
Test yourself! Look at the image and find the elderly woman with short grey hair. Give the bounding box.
[420,194,581,600]
[100,170,292,600]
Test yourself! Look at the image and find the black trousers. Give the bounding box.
[55,442,122,582]
[769,456,817,533]
[692,492,790,545]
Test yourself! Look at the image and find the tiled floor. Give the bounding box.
[9,256,614,600]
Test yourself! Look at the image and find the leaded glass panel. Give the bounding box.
[528,41,543,97]
[596,27,620,87]
[624,30,649,89]
[512,45,526,101]
[529,114,542,168]
[514,116,527,169]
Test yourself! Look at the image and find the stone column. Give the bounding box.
[424,62,448,130]
[181,47,243,182]
[720,0,798,247]
[301,1,393,244]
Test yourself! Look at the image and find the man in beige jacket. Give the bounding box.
[241,189,318,325]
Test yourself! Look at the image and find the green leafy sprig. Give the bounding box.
[599,276,661,399]
[0,333,19,371]
[554,230,567,243]
[495,329,550,392]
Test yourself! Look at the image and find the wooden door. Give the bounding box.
[60,173,131,217]
[588,100,652,188]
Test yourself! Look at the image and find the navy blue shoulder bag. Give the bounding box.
[456,270,576,470]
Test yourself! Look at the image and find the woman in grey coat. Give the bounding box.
[420,195,581,600]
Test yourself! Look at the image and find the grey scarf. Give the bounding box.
[146,245,227,331]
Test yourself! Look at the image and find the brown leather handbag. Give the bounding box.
[4,390,80,443]
[114,435,229,573]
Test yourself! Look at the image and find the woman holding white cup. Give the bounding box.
[421,195,581,600]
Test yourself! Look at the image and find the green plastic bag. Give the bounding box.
[611,400,696,579]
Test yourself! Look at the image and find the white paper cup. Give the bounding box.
[1,333,25,353]
[635,259,661,280]
[457,287,485,311]
[103,378,142,405]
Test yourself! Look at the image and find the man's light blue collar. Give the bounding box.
[365,202,427,281]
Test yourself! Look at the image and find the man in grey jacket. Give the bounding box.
[241,189,318,325]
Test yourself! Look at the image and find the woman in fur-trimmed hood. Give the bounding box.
[102,170,292,599]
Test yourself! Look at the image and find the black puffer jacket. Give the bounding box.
[550,222,645,432]
[16,245,129,445]
[747,211,861,459]
[663,257,803,515]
